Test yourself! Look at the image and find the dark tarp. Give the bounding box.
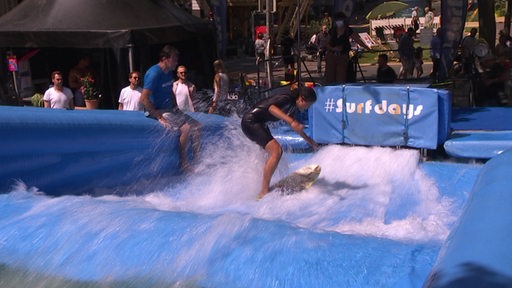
[0,0,215,48]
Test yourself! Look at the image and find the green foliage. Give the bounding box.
[30,93,44,107]
[468,1,509,18]
[305,20,322,40]
[495,0,507,17]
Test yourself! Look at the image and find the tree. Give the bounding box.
[505,0,512,36]
[478,0,496,48]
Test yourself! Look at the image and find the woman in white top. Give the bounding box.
[172,65,196,112]
[209,59,229,114]
[43,71,74,109]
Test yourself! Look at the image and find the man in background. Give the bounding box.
[315,25,329,75]
[376,54,397,83]
[424,6,435,29]
[43,71,74,109]
[173,65,196,112]
[140,45,201,171]
[398,28,415,80]
[118,71,142,111]
[461,28,478,75]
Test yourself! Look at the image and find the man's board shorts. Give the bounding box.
[401,57,415,75]
[241,111,274,148]
[148,107,195,130]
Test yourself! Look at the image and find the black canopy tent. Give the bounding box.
[0,0,216,108]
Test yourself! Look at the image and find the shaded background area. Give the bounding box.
[0,0,216,108]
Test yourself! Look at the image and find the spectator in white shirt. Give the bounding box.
[118,71,143,111]
[424,6,435,29]
[173,65,196,112]
[43,71,74,109]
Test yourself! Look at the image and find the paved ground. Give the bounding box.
[223,53,434,87]
[222,54,480,108]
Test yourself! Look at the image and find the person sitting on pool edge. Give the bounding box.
[241,86,319,199]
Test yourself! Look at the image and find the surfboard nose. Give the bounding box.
[303,164,321,174]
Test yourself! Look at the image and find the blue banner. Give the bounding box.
[310,85,442,149]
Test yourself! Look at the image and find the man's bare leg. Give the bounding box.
[258,139,282,199]
[189,119,201,164]
[179,123,191,170]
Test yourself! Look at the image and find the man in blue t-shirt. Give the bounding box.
[140,45,201,171]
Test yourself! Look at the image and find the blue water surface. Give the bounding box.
[0,131,481,288]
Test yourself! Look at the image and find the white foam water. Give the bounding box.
[142,142,456,243]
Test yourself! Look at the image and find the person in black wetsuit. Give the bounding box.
[241,86,319,199]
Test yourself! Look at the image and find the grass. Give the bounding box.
[358,39,434,65]
[358,50,380,65]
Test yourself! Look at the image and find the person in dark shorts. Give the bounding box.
[241,86,319,199]
[140,45,201,171]
[281,29,296,72]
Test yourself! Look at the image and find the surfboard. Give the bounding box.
[270,164,321,195]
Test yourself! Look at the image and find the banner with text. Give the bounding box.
[309,85,441,149]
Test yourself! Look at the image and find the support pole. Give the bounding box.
[296,0,301,87]
[127,44,135,72]
[11,71,19,99]
[265,0,273,90]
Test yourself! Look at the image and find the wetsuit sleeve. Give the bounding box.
[253,94,296,122]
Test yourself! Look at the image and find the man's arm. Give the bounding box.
[268,104,294,125]
[140,89,171,128]
[140,89,160,119]
[118,89,125,110]
[189,82,196,95]
[209,75,220,113]
[43,91,51,108]
[268,105,318,149]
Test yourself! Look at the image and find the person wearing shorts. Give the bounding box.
[241,86,319,199]
[140,45,201,171]
[398,27,415,80]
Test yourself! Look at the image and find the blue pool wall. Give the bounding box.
[0,106,229,196]
[424,148,512,287]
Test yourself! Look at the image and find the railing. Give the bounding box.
[369,16,441,37]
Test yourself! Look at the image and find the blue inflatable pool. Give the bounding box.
[0,105,511,287]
